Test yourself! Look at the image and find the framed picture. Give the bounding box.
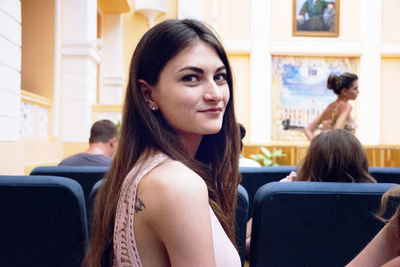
[270,55,359,141]
[293,0,339,37]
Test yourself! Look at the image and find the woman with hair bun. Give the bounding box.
[304,72,359,141]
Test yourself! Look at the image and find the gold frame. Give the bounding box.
[292,0,340,37]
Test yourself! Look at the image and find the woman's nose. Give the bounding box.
[204,81,223,102]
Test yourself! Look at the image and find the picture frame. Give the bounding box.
[293,0,340,37]
[270,55,359,141]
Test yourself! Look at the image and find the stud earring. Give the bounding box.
[151,106,158,111]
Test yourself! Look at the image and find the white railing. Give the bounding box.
[20,90,52,138]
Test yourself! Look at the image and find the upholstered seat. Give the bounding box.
[250,181,395,267]
[0,175,88,267]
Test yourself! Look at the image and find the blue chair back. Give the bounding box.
[369,167,400,184]
[240,166,295,217]
[236,184,249,266]
[250,181,395,267]
[30,166,109,202]
[87,178,104,232]
[0,175,88,267]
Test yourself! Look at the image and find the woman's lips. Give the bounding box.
[199,107,222,113]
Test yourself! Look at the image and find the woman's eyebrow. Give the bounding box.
[216,66,226,72]
[177,66,204,73]
[177,65,226,73]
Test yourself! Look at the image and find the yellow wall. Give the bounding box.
[21,0,55,99]
[380,57,400,144]
[270,0,362,41]
[228,54,250,142]
[22,139,64,174]
[219,0,251,40]
[0,143,25,175]
[381,0,400,42]
[122,1,178,87]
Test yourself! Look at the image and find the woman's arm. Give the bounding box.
[142,161,217,267]
[334,103,352,129]
[346,218,400,267]
[304,115,322,141]
[280,171,297,182]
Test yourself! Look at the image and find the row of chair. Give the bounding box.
[249,181,396,267]
[0,173,249,267]
[1,165,399,266]
[240,166,400,218]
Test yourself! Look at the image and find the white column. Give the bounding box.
[61,0,100,142]
[0,0,21,141]
[53,0,61,137]
[249,0,271,143]
[100,14,124,104]
[358,0,381,145]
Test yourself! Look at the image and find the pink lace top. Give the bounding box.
[113,153,241,267]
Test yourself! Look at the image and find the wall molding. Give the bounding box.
[270,41,363,56]
[381,42,400,57]
[62,42,102,63]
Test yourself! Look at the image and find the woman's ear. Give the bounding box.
[138,79,158,110]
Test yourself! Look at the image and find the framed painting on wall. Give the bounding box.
[271,55,359,142]
[293,0,339,37]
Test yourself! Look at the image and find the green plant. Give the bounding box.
[115,120,122,132]
[250,147,286,166]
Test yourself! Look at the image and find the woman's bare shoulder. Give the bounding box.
[321,102,336,117]
[144,160,206,190]
[138,160,209,209]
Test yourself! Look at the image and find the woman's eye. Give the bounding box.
[214,73,227,82]
[182,75,199,83]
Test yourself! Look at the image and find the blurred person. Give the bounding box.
[246,129,376,255]
[239,123,261,167]
[58,119,118,166]
[304,72,359,141]
[347,185,400,266]
[283,129,375,183]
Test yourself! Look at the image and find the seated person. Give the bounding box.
[282,129,376,183]
[59,119,118,166]
[246,129,375,255]
[239,123,261,167]
[347,185,400,266]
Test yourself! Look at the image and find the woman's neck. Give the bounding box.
[179,133,203,158]
[337,94,348,102]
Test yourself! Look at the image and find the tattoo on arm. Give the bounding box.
[135,198,146,213]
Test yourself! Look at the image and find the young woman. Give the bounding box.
[283,129,376,183]
[347,185,400,266]
[304,72,359,141]
[82,19,241,267]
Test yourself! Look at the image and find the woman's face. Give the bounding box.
[146,41,230,142]
[344,80,359,100]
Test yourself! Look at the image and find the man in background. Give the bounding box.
[59,119,118,166]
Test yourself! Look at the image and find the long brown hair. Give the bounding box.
[82,19,241,266]
[296,129,375,183]
[376,185,400,225]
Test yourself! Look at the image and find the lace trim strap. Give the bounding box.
[113,153,171,267]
